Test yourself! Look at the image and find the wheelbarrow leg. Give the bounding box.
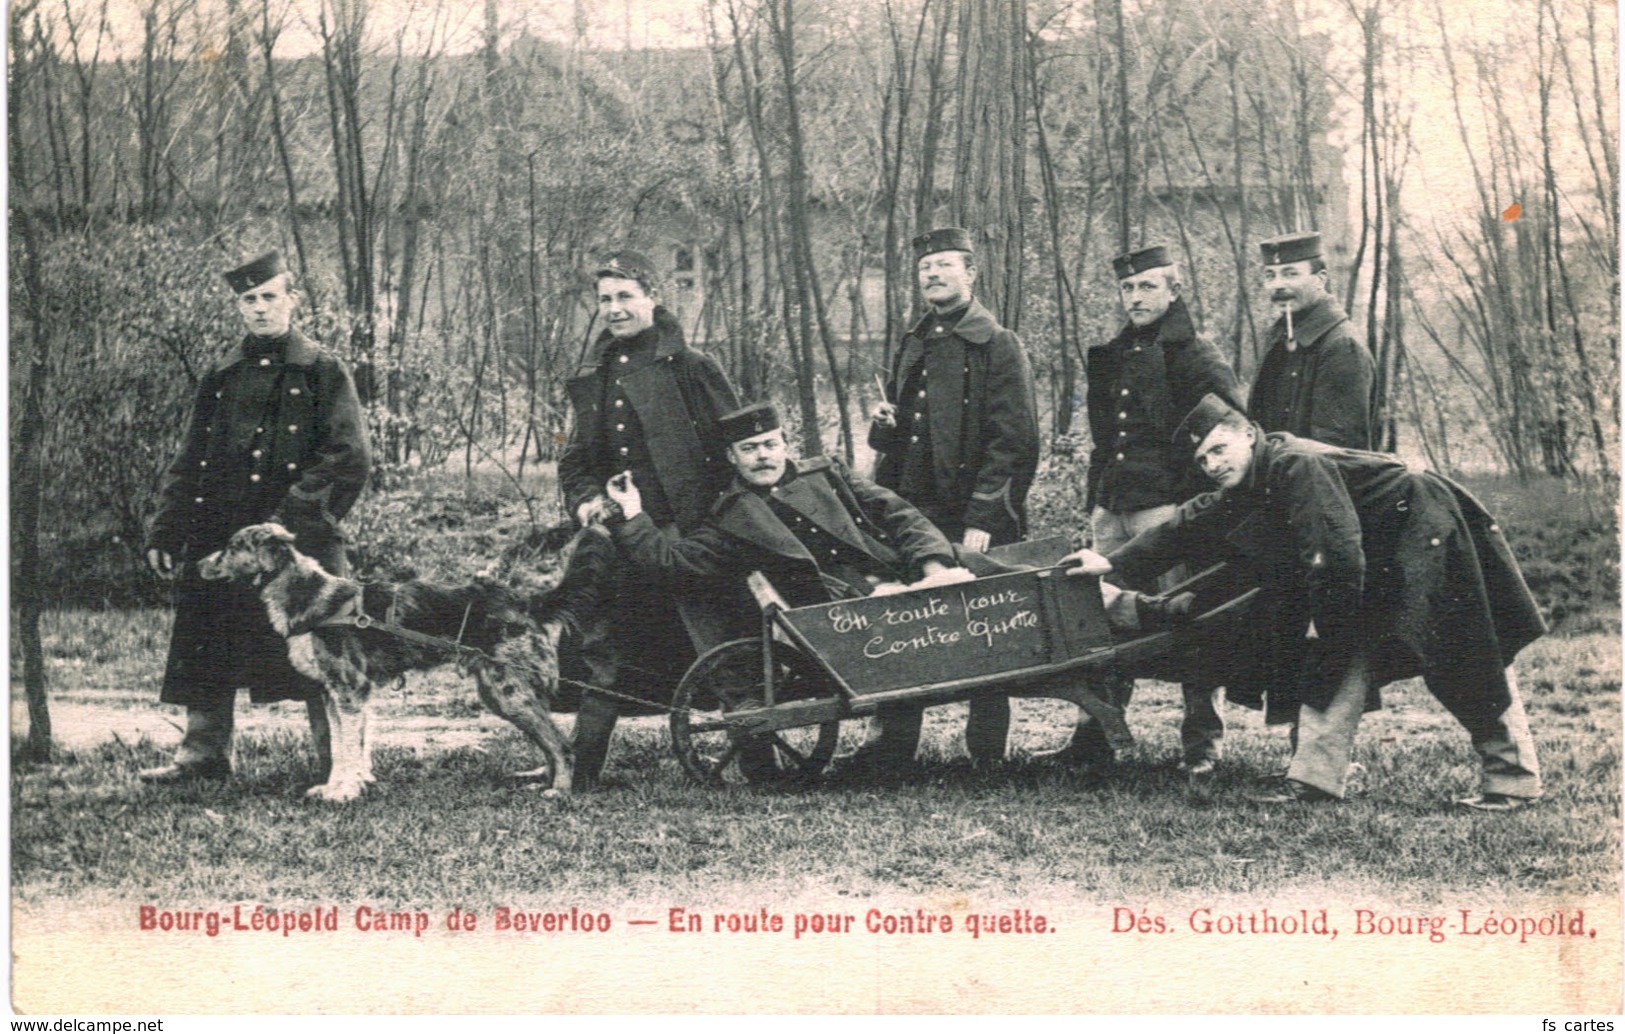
[965,696,1011,765]
[849,703,923,773]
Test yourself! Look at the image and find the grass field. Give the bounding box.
[11,607,1620,909]
[9,470,1621,1013]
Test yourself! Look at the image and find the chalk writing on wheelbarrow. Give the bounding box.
[824,586,1042,659]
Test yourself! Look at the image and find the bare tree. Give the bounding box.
[948,0,1028,330]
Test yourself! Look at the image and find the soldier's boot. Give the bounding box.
[1179,681,1224,779]
[965,695,1011,766]
[306,697,334,785]
[139,697,235,783]
[1134,591,1197,632]
[571,692,621,790]
[1035,673,1131,770]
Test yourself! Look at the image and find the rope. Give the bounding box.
[318,602,701,718]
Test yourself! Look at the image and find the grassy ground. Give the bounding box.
[11,467,1620,914]
[11,609,1620,910]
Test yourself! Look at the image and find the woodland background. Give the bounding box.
[9,0,1620,758]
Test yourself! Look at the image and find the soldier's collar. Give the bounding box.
[911,297,997,345]
[1275,297,1347,347]
[719,459,800,508]
[222,329,316,368]
[589,305,685,367]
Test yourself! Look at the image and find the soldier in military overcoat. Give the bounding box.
[1248,231,1376,451]
[1068,395,1544,809]
[559,250,740,786]
[608,403,972,615]
[1050,245,1242,776]
[864,227,1041,766]
[141,250,371,784]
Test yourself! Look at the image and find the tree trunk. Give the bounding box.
[11,206,56,763]
[950,0,1028,330]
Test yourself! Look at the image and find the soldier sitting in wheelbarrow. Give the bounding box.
[1064,394,1544,810]
[604,402,1192,774]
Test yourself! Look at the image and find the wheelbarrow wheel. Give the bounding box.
[670,638,840,785]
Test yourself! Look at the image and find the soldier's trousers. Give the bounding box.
[1288,652,1541,799]
[1070,504,1224,765]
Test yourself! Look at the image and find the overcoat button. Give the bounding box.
[288,424,298,432]
[618,355,629,364]
[259,358,271,366]
[194,497,204,504]
[290,388,301,395]
[1115,453,1125,460]
[199,460,208,467]
[1430,537,1441,546]
[252,449,263,458]
[250,474,261,482]
[256,427,264,433]
[287,463,298,471]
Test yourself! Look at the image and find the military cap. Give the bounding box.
[912,226,975,261]
[717,402,781,445]
[593,249,660,285]
[1258,231,1322,266]
[1112,245,1173,280]
[223,251,288,294]
[1173,393,1246,449]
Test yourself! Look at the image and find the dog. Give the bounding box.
[197,521,613,801]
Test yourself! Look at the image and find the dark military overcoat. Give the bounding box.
[868,299,1039,544]
[147,331,371,705]
[559,306,739,535]
[1086,297,1243,513]
[1248,297,1376,450]
[1108,431,1546,725]
[614,456,958,627]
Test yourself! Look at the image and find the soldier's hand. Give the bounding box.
[961,528,991,553]
[147,548,176,580]
[1062,548,1112,577]
[911,564,975,590]
[576,495,617,527]
[604,472,642,521]
[871,401,897,428]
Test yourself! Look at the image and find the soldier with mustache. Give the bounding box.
[1248,232,1376,450]
[864,227,1041,770]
